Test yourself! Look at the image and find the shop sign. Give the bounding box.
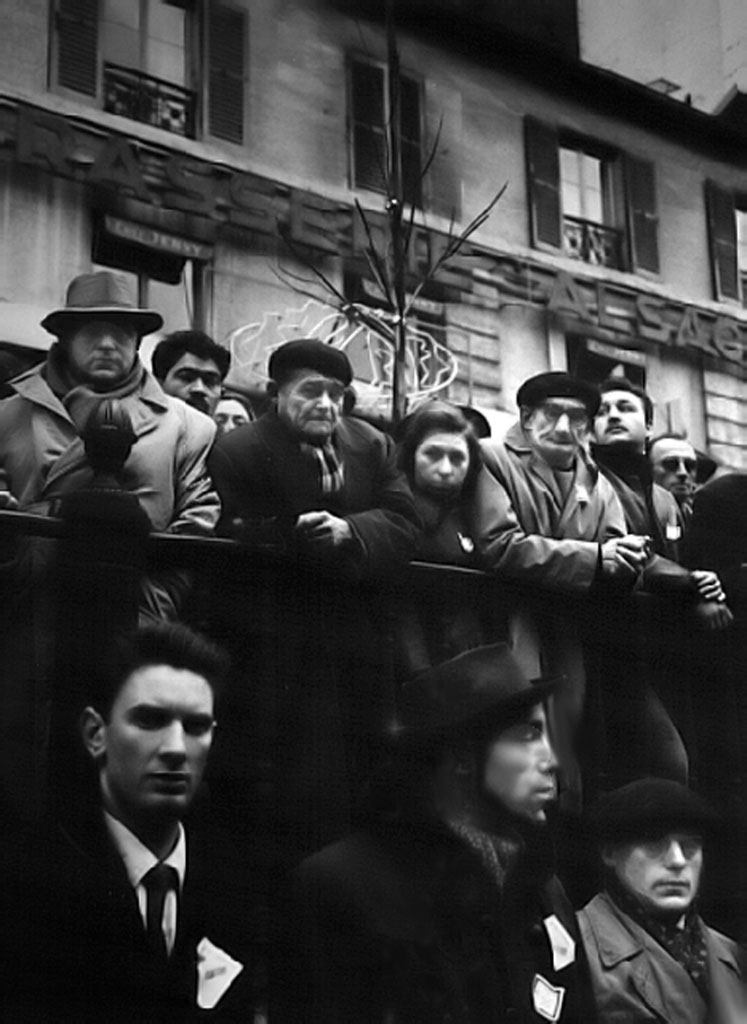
[6,101,747,371]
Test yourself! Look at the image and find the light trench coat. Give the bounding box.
[578,892,747,1023]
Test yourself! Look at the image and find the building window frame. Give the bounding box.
[347,55,424,210]
[705,179,746,305]
[50,0,247,146]
[525,116,660,276]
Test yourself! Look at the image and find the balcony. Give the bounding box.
[103,63,196,138]
[562,214,623,270]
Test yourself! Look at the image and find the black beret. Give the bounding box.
[391,642,561,745]
[589,778,720,844]
[516,372,600,417]
[268,338,352,387]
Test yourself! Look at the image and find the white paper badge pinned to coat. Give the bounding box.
[532,973,565,1021]
[197,936,244,1009]
[543,913,576,971]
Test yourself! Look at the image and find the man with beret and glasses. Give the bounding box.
[471,372,649,808]
[578,778,746,1023]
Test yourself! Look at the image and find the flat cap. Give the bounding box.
[392,642,560,745]
[517,371,600,417]
[589,778,720,843]
[268,338,352,386]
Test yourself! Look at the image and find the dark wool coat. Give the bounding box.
[1,812,265,1023]
[208,409,420,575]
[273,820,597,1024]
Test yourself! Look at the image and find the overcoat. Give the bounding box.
[208,409,419,573]
[274,819,597,1023]
[0,362,219,534]
[205,410,420,863]
[470,423,629,803]
[578,891,747,1023]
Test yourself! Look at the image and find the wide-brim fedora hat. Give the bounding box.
[588,778,721,845]
[390,642,561,745]
[41,272,163,338]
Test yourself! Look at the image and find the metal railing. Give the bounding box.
[103,62,196,138]
[562,214,624,269]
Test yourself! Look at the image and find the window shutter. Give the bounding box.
[399,75,422,208]
[208,2,246,144]
[524,117,561,250]
[57,0,98,97]
[705,180,739,301]
[351,61,386,193]
[625,155,659,274]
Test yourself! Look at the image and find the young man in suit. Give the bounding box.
[5,622,263,1022]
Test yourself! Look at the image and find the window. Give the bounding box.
[52,0,246,144]
[349,58,423,208]
[525,117,659,275]
[705,180,747,305]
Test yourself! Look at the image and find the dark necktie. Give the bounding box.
[143,862,178,961]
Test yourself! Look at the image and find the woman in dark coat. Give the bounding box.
[393,401,507,676]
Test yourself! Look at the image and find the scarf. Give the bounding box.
[446,818,521,890]
[300,439,345,494]
[607,874,711,1003]
[44,343,146,433]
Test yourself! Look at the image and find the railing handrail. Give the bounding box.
[103,61,196,99]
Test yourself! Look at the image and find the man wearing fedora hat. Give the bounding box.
[273,643,597,1023]
[0,271,219,544]
[578,778,746,1022]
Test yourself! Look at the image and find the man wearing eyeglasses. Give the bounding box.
[649,433,699,521]
[472,372,650,808]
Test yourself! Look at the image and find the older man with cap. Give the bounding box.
[274,642,598,1023]
[578,778,746,1022]
[0,271,219,538]
[205,338,420,864]
[470,372,649,807]
[208,336,419,570]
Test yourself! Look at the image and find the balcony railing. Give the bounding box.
[562,214,623,269]
[103,62,196,139]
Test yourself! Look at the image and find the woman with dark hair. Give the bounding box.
[396,400,482,567]
[393,401,506,676]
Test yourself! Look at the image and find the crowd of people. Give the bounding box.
[0,269,745,1021]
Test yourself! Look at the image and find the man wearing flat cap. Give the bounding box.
[0,271,219,540]
[208,336,419,570]
[206,338,420,863]
[273,642,598,1023]
[578,778,746,1022]
[470,372,649,806]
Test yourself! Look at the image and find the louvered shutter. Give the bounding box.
[524,117,561,250]
[705,180,740,301]
[626,155,659,274]
[399,75,422,208]
[351,61,386,193]
[57,0,98,97]
[208,2,247,144]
